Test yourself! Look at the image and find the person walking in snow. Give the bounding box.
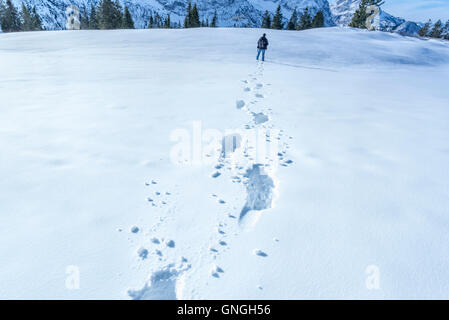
[257,33,269,62]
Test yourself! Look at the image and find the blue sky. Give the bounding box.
[330,0,449,22]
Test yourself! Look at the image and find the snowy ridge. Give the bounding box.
[10,0,335,30]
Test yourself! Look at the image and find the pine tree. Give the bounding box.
[418,20,431,37]
[349,0,384,29]
[430,19,443,38]
[97,0,122,29]
[21,3,33,31]
[80,5,89,30]
[210,10,217,27]
[286,8,297,30]
[114,0,123,28]
[88,4,98,29]
[31,7,42,30]
[148,14,154,28]
[312,10,324,28]
[122,5,134,29]
[164,14,171,28]
[261,10,271,29]
[297,7,312,30]
[1,0,21,32]
[443,20,449,40]
[190,3,200,27]
[271,5,283,29]
[184,1,191,28]
[154,13,161,28]
[97,0,115,29]
[0,0,5,22]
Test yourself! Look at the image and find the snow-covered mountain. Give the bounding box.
[10,0,335,30]
[329,0,358,26]
[330,0,422,36]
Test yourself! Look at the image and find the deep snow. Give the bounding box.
[1,27,449,299]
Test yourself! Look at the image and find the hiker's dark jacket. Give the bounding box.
[257,37,269,50]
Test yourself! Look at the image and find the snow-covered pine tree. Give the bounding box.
[79,5,89,30]
[297,7,312,30]
[184,1,191,28]
[0,0,5,21]
[97,0,119,29]
[444,20,449,40]
[210,10,217,27]
[190,4,200,27]
[430,20,443,38]
[261,10,271,29]
[20,3,33,31]
[286,8,297,30]
[165,14,171,28]
[122,5,134,29]
[88,4,98,29]
[271,5,283,29]
[349,0,384,29]
[114,0,123,27]
[154,12,161,27]
[0,0,21,32]
[418,20,432,37]
[312,10,324,28]
[31,6,42,30]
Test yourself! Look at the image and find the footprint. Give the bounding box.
[253,249,268,257]
[166,240,175,248]
[255,93,264,98]
[244,87,251,92]
[128,263,190,300]
[131,226,140,233]
[252,112,269,125]
[211,171,221,178]
[137,247,149,260]
[236,100,245,109]
[239,164,274,226]
[211,264,224,278]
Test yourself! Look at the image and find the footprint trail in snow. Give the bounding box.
[202,61,295,279]
[126,62,295,299]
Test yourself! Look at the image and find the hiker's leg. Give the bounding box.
[262,50,265,61]
[256,49,261,60]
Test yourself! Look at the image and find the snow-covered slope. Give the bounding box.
[11,0,335,29]
[1,28,449,299]
[330,0,422,36]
